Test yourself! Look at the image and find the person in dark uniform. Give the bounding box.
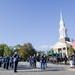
[11,57,14,68]
[33,54,36,68]
[9,57,13,68]
[6,55,10,70]
[9,57,12,68]
[64,54,68,65]
[29,56,33,67]
[40,54,47,70]
[3,56,7,69]
[36,53,40,68]
[0,56,2,67]
[13,51,19,73]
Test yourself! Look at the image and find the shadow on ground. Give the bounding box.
[18,64,67,73]
[0,64,67,72]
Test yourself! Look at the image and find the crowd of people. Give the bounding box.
[0,52,75,73]
[29,53,75,70]
[48,53,75,68]
[29,53,47,70]
[49,54,68,65]
[0,51,19,73]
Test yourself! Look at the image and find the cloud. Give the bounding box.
[40,45,53,48]
[40,45,49,48]
[49,46,53,48]
[37,45,53,51]
[37,45,53,54]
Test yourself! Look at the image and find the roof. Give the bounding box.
[52,41,72,49]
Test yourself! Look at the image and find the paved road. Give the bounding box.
[0,62,75,75]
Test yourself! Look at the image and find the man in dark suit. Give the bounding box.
[6,55,10,70]
[13,51,19,73]
[3,56,7,69]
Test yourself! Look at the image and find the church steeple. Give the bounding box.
[60,9,63,21]
[59,10,68,39]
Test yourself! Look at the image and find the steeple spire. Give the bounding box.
[59,9,68,39]
[60,8,63,21]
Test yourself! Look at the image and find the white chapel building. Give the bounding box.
[52,10,72,57]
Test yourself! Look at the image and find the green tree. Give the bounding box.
[47,49,54,56]
[18,43,36,60]
[14,44,21,52]
[4,46,13,56]
[18,46,28,59]
[25,43,36,56]
[14,44,20,49]
[0,44,7,57]
[36,50,45,55]
[0,44,13,57]
[68,46,74,55]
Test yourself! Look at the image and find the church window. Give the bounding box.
[58,48,61,52]
[63,47,66,50]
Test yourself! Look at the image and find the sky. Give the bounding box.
[0,0,75,51]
